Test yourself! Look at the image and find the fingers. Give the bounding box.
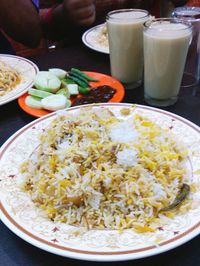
[74,4,96,26]
[64,0,96,27]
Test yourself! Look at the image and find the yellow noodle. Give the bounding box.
[0,61,21,96]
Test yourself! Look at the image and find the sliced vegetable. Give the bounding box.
[71,68,99,82]
[26,67,100,112]
[49,68,67,79]
[34,71,61,93]
[65,99,72,108]
[28,88,53,98]
[67,84,79,95]
[61,78,76,87]
[25,95,43,109]
[56,87,70,98]
[41,94,67,111]
[78,86,90,95]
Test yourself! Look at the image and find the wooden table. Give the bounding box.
[1,43,200,266]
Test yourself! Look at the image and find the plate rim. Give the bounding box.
[1,103,200,261]
[0,54,39,106]
[82,23,109,54]
[18,71,125,118]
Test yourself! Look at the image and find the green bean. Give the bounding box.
[71,68,99,82]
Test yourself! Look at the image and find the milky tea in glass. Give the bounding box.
[144,19,192,106]
[107,9,149,89]
[172,7,200,88]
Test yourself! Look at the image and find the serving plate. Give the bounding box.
[1,103,200,261]
[82,24,109,54]
[18,71,125,118]
[0,54,39,106]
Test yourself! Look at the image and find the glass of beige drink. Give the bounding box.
[172,7,200,91]
[106,9,149,89]
[144,18,192,107]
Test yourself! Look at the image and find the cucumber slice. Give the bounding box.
[25,95,43,109]
[56,88,70,98]
[66,99,72,108]
[67,84,79,95]
[28,88,53,98]
[49,68,67,79]
[41,94,67,111]
[61,78,75,87]
[34,71,61,93]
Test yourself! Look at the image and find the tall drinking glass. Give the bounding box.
[144,18,192,107]
[172,7,200,89]
[106,9,149,89]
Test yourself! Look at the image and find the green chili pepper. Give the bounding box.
[68,75,89,88]
[78,86,90,95]
[160,183,190,212]
[68,71,89,85]
[71,68,99,82]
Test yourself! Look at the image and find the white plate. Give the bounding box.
[82,24,109,54]
[1,103,200,262]
[0,54,39,106]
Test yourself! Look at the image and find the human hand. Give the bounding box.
[63,0,96,27]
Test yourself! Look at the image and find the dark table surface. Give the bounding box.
[1,43,200,266]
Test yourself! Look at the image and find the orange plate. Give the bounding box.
[18,71,125,118]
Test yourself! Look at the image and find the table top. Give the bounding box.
[1,43,200,266]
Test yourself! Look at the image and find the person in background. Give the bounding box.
[40,0,188,41]
[159,0,194,17]
[186,0,200,6]
[9,0,192,57]
[40,0,153,41]
[153,0,199,21]
[0,0,42,54]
